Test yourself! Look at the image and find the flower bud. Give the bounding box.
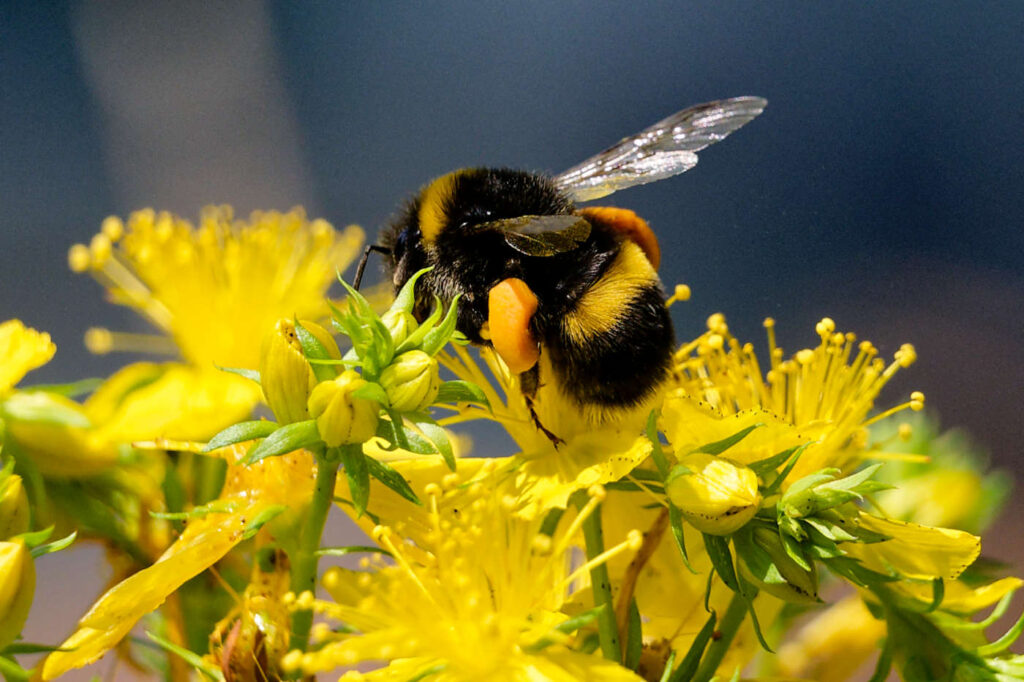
[381,309,418,346]
[666,453,761,535]
[307,370,379,446]
[379,350,440,412]
[738,526,819,604]
[0,540,35,650]
[0,474,29,540]
[260,320,340,424]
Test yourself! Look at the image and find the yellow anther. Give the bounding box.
[89,233,112,264]
[667,283,692,306]
[311,622,331,643]
[763,317,775,329]
[831,332,846,346]
[707,334,724,350]
[587,484,606,501]
[531,534,552,554]
[896,343,917,368]
[796,348,814,364]
[84,327,113,354]
[100,215,124,241]
[67,244,91,272]
[281,650,303,671]
[296,590,315,608]
[815,317,836,336]
[626,529,643,551]
[371,525,389,541]
[707,313,727,333]
[423,483,442,498]
[282,591,296,605]
[910,391,925,411]
[501,494,517,511]
[898,422,913,441]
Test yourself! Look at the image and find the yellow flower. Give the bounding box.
[295,480,644,681]
[378,350,441,412]
[42,443,315,679]
[840,513,980,582]
[0,320,55,395]
[260,319,340,424]
[66,206,364,441]
[0,539,34,650]
[666,315,922,482]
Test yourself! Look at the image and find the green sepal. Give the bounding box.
[668,609,717,682]
[866,637,893,682]
[688,423,763,456]
[658,650,676,682]
[203,420,279,452]
[339,444,370,517]
[761,442,810,496]
[14,525,52,548]
[420,294,462,356]
[29,530,76,558]
[244,420,320,464]
[703,533,739,592]
[351,381,390,407]
[668,504,696,573]
[1,642,71,654]
[240,505,287,541]
[434,381,490,409]
[736,574,774,652]
[214,365,261,384]
[366,456,421,505]
[407,412,454,470]
[645,410,670,478]
[0,391,90,428]
[145,630,224,681]
[376,412,436,454]
[749,443,803,477]
[19,377,102,398]
[294,319,338,382]
[314,545,392,558]
[395,296,445,355]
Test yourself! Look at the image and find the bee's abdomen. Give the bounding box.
[551,241,674,407]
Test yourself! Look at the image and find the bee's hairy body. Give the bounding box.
[384,167,674,417]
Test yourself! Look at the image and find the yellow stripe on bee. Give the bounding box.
[417,171,461,243]
[562,241,658,345]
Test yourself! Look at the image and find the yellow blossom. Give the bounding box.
[301,479,645,681]
[666,315,922,482]
[0,320,55,395]
[260,319,340,424]
[42,443,315,679]
[66,206,364,442]
[378,350,441,412]
[666,453,761,535]
[0,539,34,650]
[308,370,379,446]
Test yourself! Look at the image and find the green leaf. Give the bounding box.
[407,413,455,470]
[375,412,437,454]
[658,650,677,682]
[315,545,392,558]
[389,267,432,315]
[421,294,462,356]
[668,610,717,682]
[434,380,490,409]
[703,534,739,592]
[976,605,1024,656]
[203,420,279,452]
[524,605,605,653]
[240,505,287,541]
[339,445,370,517]
[395,297,445,355]
[243,420,321,464]
[0,391,90,427]
[145,630,224,681]
[15,526,53,548]
[20,377,103,398]
[214,365,261,384]
[867,637,893,682]
[624,598,643,670]
[749,444,803,477]
[30,531,76,558]
[352,381,390,407]
[689,423,763,455]
[294,319,338,382]
[1,642,72,655]
[761,443,810,496]
[365,456,421,505]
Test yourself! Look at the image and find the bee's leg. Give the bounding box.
[520,363,564,448]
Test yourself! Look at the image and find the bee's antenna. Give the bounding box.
[353,244,392,290]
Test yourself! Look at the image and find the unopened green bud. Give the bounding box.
[379,350,440,412]
[260,320,340,424]
[666,453,761,535]
[0,540,35,650]
[381,309,418,346]
[307,370,379,446]
[739,526,819,604]
[0,474,29,540]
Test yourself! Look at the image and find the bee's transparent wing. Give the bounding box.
[554,96,767,202]
[482,214,592,257]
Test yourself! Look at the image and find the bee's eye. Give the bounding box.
[394,227,410,258]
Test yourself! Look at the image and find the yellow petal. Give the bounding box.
[42,501,265,679]
[894,576,1023,614]
[0,320,55,393]
[842,514,981,581]
[776,595,885,681]
[88,363,260,443]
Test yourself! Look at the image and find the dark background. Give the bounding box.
[3,1,1022,674]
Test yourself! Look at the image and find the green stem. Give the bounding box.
[691,593,748,682]
[581,501,621,662]
[289,450,340,650]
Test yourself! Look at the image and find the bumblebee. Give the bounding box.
[359,97,766,441]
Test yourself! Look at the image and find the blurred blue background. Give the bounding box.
[3,0,1023,667]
